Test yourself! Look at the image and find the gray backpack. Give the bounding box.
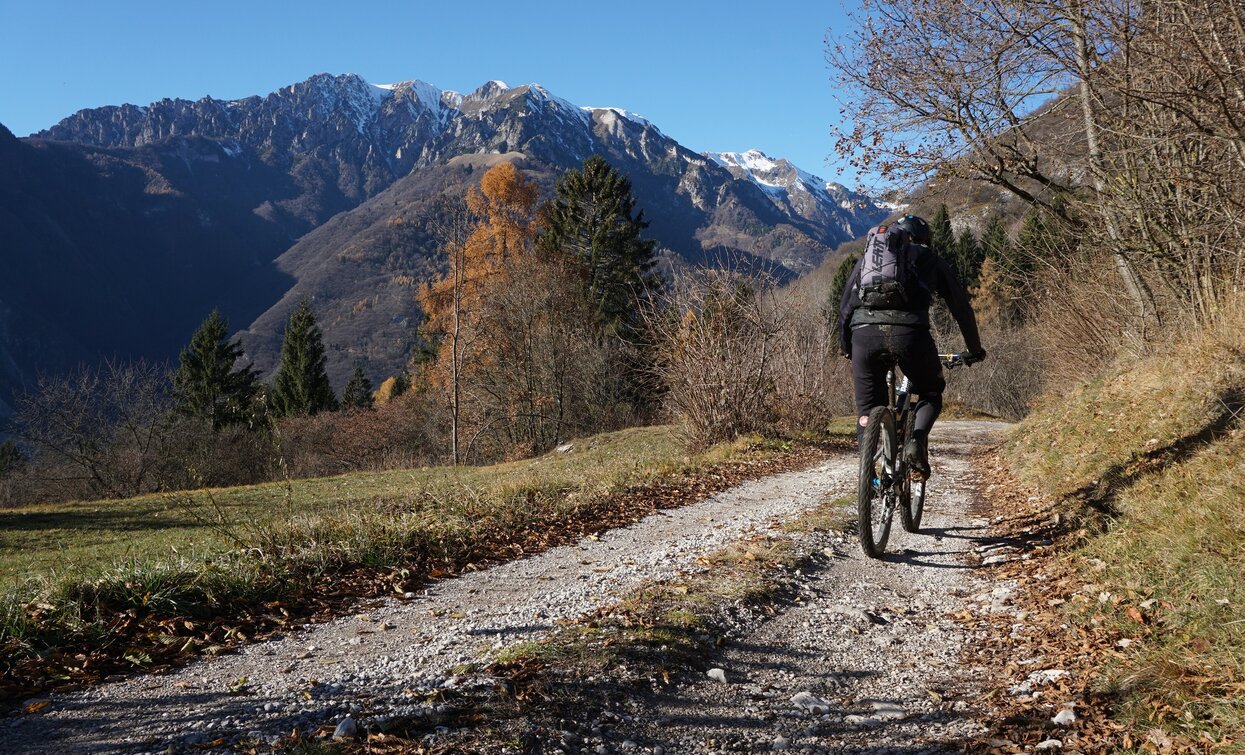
[858,224,921,309]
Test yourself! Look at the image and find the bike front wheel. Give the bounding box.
[902,477,926,533]
[857,406,896,558]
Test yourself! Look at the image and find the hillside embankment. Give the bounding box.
[989,310,1245,751]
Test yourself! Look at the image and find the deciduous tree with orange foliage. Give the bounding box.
[417,162,539,463]
[417,161,635,463]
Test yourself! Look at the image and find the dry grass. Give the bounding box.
[1005,300,1245,746]
[1006,307,1245,498]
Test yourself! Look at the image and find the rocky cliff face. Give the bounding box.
[42,74,886,269]
[6,73,887,399]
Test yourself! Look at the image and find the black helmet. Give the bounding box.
[892,215,931,245]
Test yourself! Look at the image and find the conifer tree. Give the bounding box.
[342,367,374,410]
[971,255,1017,329]
[980,216,1011,263]
[270,299,337,417]
[1011,204,1073,283]
[953,228,984,288]
[374,374,411,406]
[929,204,955,261]
[828,254,858,338]
[172,309,259,429]
[537,155,659,337]
[418,163,540,463]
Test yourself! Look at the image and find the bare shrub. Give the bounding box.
[10,361,175,503]
[154,416,275,491]
[275,389,445,479]
[645,270,786,447]
[770,285,855,431]
[941,323,1042,419]
[1026,249,1140,390]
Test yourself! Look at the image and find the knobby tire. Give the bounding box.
[857,406,895,558]
[900,411,926,533]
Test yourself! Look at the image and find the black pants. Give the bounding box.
[850,324,944,435]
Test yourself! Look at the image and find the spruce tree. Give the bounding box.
[929,204,955,262]
[828,254,858,338]
[537,155,659,337]
[1012,205,1071,283]
[270,299,338,417]
[953,228,984,288]
[172,309,259,429]
[342,367,375,410]
[980,215,1011,263]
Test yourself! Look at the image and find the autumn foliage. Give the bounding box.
[416,161,638,463]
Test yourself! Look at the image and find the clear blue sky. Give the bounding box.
[0,1,864,185]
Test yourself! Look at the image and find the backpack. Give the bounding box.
[857,224,923,310]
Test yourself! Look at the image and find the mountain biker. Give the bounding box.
[837,214,986,479]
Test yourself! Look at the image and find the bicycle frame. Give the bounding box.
[858,351,972,557]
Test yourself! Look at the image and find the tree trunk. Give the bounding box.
[1068,0,1160,340]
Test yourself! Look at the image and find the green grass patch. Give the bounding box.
[1077,428,1245,744]
[0,426,693,588]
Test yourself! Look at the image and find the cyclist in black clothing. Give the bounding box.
[837,215,986,479]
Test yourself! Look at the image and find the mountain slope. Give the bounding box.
[7,73,888,399]
[0,123,294,417]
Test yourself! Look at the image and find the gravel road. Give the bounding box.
[600,420,1010,754]
[2,420,1008,754]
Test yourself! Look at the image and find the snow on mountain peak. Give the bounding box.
[581,106,657,132]
[282,73,390,134]
[708,149,784,174]
[466,80,511,100]
[374,79,462,120]
[706,149,887,219]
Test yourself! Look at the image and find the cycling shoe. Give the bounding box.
[904,435,930,480]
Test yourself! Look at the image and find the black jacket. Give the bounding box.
[837,243,983,356]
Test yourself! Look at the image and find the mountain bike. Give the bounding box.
[856,351,973,558]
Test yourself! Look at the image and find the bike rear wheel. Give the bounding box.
[900,411,926,533]
[857,407,896,558]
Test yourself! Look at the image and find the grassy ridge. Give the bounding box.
[1005,314,1245,746]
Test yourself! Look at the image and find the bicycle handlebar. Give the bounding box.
[940,351,979,369]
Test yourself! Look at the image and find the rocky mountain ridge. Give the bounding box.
[2,73,887,404]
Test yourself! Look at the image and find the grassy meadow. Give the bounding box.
[0,426,705,589]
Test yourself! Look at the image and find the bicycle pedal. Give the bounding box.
[909,469,927,482]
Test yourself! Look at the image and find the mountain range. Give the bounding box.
[1,73,887,415]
